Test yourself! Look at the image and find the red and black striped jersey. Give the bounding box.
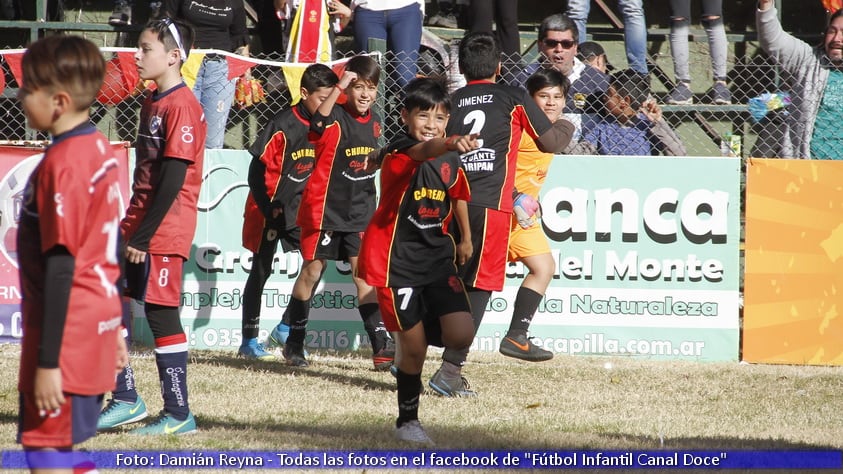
[445,80,552,212]
[242,103,315,252]
[297,103,381,232]
[359,135,470,288]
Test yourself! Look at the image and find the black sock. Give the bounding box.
[286,297,311,345]
[507,287,543,337]
[358,302,387,353]
[395,368,421,427]
[442,288,489,366]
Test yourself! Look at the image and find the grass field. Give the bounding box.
[0,343,841,472]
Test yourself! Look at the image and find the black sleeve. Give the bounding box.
[38,246,75,368]
[128,158,188,251]
[310,110,331,136]
[248,156,273,218]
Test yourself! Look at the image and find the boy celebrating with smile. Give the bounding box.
[16,35,127,473]
[98,17,206,435]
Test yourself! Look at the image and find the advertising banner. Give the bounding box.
[153,152,741,361]
[743,158,843,365]
[0,143,132,344]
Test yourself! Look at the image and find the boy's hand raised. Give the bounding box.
[445,133,480,153]
[338,71,358,90]
[640,98,663,123]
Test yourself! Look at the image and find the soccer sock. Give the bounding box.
[285,297,311,346]
[359,302,388,353]
[395,368,421,427]
[112,364,138,403]
[507,287,543,337]
[155,350,189,420]
[442,289,490,367]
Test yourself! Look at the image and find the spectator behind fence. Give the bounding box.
[577,40,611,73]
[468,0,522,84]
[757,0,843,159]
[570,69,686,156]
[425,0,468,28]
[516,14,609,145]
[162,0,249,149]
[109,0,162,26]
[566,0,648,74]
[667,0,731,105]
[345,0,423,98]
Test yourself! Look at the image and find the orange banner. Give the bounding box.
[743,158,843,365]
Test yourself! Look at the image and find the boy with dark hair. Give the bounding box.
[16,34,127,473]
[359,77,478,444]
[430,31,575,397]
[98,17,206,435]
[266,55,394,369]
[571,68,686,156]
[238,63,339,360]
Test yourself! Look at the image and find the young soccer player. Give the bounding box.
[238,64,339,360]
[430,31,575,397]
[500,68,570,362]
[16,35,127,473]
[265,55,394,369]
[98,17,206,435]
[359,77,478,445]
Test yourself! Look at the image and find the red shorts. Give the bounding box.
[18,392,103,448]
[459,206,511,291]
[299,228,362,262]
[125,254,185,306]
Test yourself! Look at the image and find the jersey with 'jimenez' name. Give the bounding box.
[298,103,381,232]
[359,134,470,288]
[121,83,206,259]
[446,80,552,212]
[243,103,315,251]
[17,124,123,395]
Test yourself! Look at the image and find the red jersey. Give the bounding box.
[297,103,381,232]
[359,135,470,287]
[17,124,123,395]
[121,83,206,258]
[242,103,315,252]
[446,80,552,212]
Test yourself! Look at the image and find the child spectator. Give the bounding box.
[238,64,339,360]
[500,68,570,362]
[666,0,731,105]
[98,17,206,435]
[16,35,127,473]
[358,78,478,444]
[573,69,687,156]
[265,55,394,369]
[430,32,574,397]
[577,40,611,74]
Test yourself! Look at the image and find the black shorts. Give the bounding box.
[300,228,362,261]
[376,275,470,346]
[264,226,301,253]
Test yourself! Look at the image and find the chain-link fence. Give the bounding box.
[0,36,803,158]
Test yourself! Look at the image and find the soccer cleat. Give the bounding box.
[428,367,477,398]
[108,1,132,26]
[712,82,732,105]
[372,337,395,370]
[129,411,197,435]
[395,420,435,445]
[266,322,290,348]
[97,397,148,430]
[499,333,554,362]
[667,82,693,105]
[283,342,309,367]
[238,340,275,360]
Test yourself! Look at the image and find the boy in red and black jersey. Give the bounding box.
[430,31,575,397]
[99,18,206,435]
[16,35,126,473]
[266,55,394,369]
[238,64,338,361]
[358,77,478,445]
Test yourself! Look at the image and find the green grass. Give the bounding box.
[1,343,841,472]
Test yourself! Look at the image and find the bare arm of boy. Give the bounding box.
[314,70,357,129]
[453,199,473,266]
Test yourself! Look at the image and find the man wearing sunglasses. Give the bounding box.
[516,13,609,145]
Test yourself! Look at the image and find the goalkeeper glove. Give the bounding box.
[513,192,541,229]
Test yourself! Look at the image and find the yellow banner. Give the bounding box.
[743,158,843,365]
